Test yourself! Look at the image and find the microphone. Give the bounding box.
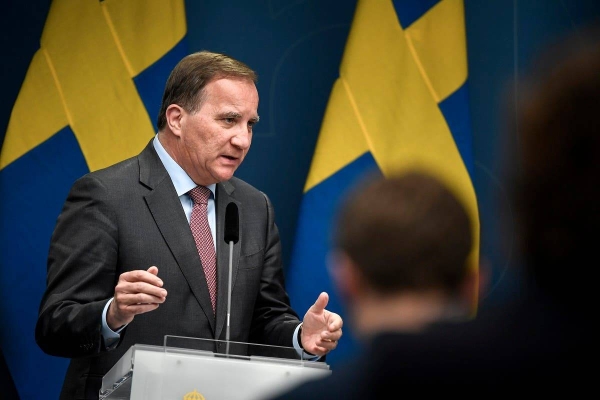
[224,202,239,353]
[224,202,239,244]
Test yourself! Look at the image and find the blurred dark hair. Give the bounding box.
[510,26,600,303]
[334,171,472,296]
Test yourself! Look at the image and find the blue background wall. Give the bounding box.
[2,1,599,398]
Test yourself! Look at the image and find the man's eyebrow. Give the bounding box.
[219,111,259,123]
[221,111,242,119]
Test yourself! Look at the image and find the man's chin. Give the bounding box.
[212,169,237,183]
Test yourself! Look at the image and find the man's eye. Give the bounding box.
[224,118,235,124]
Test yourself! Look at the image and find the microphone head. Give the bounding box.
[224,202,239,244]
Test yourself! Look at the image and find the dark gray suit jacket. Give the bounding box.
[35,139,301,399]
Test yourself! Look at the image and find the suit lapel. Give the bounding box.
[138,141,216,333]
[215,181,241,339]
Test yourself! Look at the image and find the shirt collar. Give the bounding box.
[153,134,216,197]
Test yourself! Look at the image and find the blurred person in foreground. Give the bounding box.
[267,169,477,399]
[268,27,599,398]
[35,50,342,400]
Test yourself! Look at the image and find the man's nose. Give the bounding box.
[231,127,251,150]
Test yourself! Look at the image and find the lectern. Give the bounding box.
[99,336,331,400]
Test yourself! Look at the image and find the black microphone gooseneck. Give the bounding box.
[224,202,239,354]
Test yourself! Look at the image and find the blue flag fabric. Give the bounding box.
[286,0,480,366]
[0,1,187,398]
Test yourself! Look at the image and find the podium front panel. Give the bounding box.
[100,338,331,400]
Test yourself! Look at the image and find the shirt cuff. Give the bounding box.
[101,298,126,349]
[293,323,321,361]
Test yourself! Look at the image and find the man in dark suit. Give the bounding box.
[35,51,343,400]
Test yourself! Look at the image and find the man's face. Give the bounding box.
[177,76,259,186]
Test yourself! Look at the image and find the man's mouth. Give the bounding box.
[221,155,239,164]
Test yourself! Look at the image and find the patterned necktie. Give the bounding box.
[188,186,217,313]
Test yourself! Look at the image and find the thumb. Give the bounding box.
[311,292,329,313]
[147,265,159,276]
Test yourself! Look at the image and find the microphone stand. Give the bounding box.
[225,239,233,356]
[223,201,239,357]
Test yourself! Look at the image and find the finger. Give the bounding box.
[119,302,161,316]
[327,314,344,332]
[115,293,166,313]
[147,265,159,276]
[110,296,163,326]
[115,275,167,300]
[321,328,342,342]
[315,338,339,353]
[310,292,329,313]
[118,281,167,299]
[117,290,167,305]
[121,269,164,287]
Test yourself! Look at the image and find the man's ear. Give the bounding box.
[460,258,491,318]
[165,104,184,135]
[327,251,363,301]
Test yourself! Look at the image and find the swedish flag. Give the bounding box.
[0,0,187,397]
[286,0,479,365]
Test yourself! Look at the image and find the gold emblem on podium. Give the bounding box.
[183,389,206,400]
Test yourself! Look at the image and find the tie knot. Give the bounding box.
[189,186,211,205]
